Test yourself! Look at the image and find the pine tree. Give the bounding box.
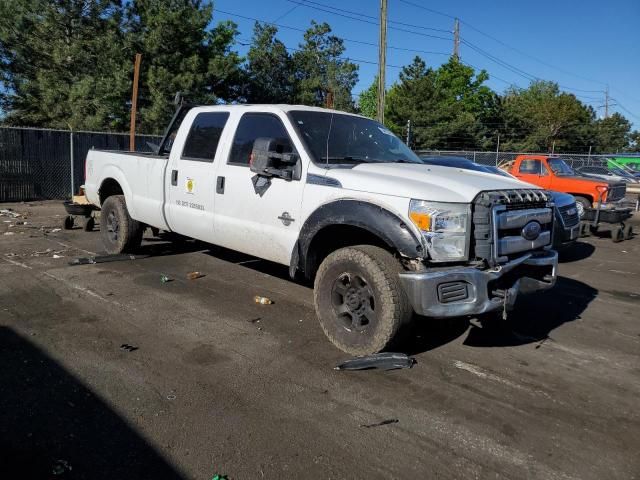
[126,0,242,133]
[0,0,130,130]
[244,22,294,103]
[292,22,358,111]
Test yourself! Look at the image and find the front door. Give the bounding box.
[166,110,230,242]
[213,112,306,265]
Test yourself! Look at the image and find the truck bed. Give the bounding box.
[84,150,171,231]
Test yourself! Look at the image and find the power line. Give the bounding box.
[398,0,607,87]
[272,4,300,23]
[286,0,452,33]
[461,38,604,95]
[611,99,640,122]
[215,9,450,57]
[282,0,452,41]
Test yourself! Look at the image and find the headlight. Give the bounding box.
[409,200,470,261]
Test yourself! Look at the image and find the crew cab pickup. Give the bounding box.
[85,105,558,355]
[507,155,627,217]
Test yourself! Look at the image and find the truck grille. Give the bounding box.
[558,204,579,227]
[472,189,554,265]
[607,184,626,202]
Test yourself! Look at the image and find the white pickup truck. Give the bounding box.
[85,104,558,355]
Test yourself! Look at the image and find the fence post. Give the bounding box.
[495,134,500,165]
[473,151,476,163]
[70,130,74,197]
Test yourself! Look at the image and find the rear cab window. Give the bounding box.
[181,112,230,162]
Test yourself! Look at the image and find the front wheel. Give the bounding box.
[100,195,143,254]
[314,245,412,356]
[574,196,592,218]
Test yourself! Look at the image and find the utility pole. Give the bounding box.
[406,119,411,146]
[377,0,388,124]
[604,85,610,119]
[129,53,142,151]
[495,133,500,165]
[453,18,460,59]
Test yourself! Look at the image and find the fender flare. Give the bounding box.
[98,167,135,217]
[291,199,424,278]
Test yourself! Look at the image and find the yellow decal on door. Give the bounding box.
[186,177,195,195]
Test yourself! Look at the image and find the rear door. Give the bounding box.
[514,158,552,188]
[166,110,231,242]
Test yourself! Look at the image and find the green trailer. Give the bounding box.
[607,156,640,171]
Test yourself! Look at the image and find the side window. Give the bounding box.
[540,162,549,176]
[181,112,230,162]
[520,159,541,174]
[228,113,295,166]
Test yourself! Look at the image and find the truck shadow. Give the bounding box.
[0,327,185,480]
[557,241,595,263]
[400,276,598,354]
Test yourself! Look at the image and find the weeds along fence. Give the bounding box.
[0,126,161,202]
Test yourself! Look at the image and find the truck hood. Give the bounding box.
[324,163,537,203]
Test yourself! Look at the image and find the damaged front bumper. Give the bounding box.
[399,250,558,318]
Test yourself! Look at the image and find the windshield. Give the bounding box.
[548,158,575,176]
[289,111,421,165]
[611,167,634,177]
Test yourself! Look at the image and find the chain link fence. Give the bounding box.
[0,126,161,202]
[416,150,622,169]
[1,126,638,203]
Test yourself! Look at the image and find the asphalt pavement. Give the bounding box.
[1,201,639,480]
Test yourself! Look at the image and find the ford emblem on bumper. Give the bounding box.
[522,221,542,241]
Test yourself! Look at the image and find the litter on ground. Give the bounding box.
[335,352,416,371]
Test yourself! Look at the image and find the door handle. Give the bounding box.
[171,169,178,186]
[216,176,225,194]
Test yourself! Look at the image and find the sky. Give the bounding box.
[212,0,640,126]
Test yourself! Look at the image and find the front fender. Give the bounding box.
[292,199,425,277]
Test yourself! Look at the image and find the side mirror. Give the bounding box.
[250,137,299,180]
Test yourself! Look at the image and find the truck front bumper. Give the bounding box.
[399,250,558,318]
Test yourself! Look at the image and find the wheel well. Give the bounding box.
[570,193,593,204]
[303,224,394,280]
[99,178,123,205]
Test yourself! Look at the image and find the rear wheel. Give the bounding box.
[100,195,143,254]
[612,227,625,243]
[574,196,592,218]
[624,224,633,240]
[314,245,412,356]
[82,216,95,232]
[63,216,74,230]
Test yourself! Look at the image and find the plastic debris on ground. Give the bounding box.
[335,352,416,371]
[160,274,172,283]
[254,295,273,305]
[52,459,72,475]
[0,209,21,218]
[69,254,147,266]
[186,271,205,280]
[211,475,229,480]
[120,343,138,352]
[360,419,399,428]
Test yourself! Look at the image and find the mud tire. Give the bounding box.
[314,245,412,356]
[100,195,143,254]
